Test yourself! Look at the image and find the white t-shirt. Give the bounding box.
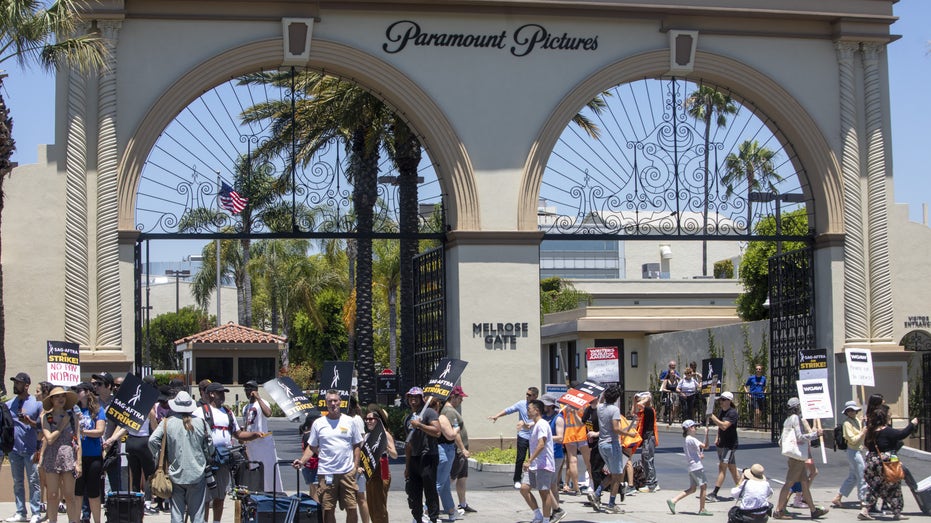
[242,400,269,433]
[194,405,240,449]
[308,413,363,475]
[684,435,704,472]
[242,400,283,492]
[529,418,555,472]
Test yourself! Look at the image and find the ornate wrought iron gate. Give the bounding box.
[768,247,815,443]
[411,246,446,388]
[901,330,931,451]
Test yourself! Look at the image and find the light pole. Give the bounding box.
[748,191,805,254]
[165,269,191,314]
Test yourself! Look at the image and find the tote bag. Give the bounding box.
[780,421,804,461]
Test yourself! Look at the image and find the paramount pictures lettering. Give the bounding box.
[383,20,598,57]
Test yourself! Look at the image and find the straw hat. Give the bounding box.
[42,387,78,411]
[743,463,767,482]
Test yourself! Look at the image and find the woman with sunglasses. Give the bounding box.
[74,383,106,523]
[40,387,82,523]
[363,405,397,523]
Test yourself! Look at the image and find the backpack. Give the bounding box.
[833,424,847,451]
[0,403,15,453]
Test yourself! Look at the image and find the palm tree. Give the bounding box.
[685,86,736,276]
[373,238,400,372]
[721,140,783,232]
[0,0,106,381]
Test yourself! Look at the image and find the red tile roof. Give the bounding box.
[174,323,287,345]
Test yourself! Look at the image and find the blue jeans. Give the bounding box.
[840,448,867,503]
[9,450,41,516]
[437,443,456,513]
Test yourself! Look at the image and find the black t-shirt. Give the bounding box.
[406,408,439,456]
[641,407,655,435]
[718,406,739,448]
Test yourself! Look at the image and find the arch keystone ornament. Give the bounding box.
[282,18,314,67]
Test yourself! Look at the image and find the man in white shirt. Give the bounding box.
[293,389,363,523]
[241,380,282,492]
[194,382,263,523]
[520,399,563,523]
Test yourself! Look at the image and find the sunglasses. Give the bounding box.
[364,417,377,422]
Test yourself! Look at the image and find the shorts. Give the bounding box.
[301,466,318,486]
[528,469,554,491]
[74,455,103,498]
[751,396,766,412]
[207,464,231,501]
[717,447,737,465]
[356,470,367,491]
[318,472,358,511]
[688,469,707,488]
[450,450,469,479]
[599,443,623,475]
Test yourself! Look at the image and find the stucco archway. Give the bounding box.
[117,38,480,234]
[520,49,843,238]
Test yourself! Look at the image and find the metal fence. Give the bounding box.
[621,390,773,431]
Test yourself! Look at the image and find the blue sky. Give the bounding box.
[2,1,929,258]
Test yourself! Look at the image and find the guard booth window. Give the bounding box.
[196,357,233,384]
[238,357,277,384]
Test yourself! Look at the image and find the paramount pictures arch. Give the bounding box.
[7,1,927,445]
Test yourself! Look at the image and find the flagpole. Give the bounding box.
[216,171,222,327]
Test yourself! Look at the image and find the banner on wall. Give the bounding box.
[47,340,80,387]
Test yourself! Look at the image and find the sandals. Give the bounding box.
[858,513,875,520]
[772,510,793,520]
[830,500,844,508]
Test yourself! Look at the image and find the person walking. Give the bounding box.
[665,419,713,516]
[73,383,105,523]
[772,397,828,520]
[519,399,562,523]
[435,399,463,521]
[633,392,660,493]
[862,404,918,521]
[594,385,636,514]
[5,373,43,523]
[403,387,440,523]
[362,405,397,523]
[488,387,538,489]
[40,387,81,523]
[194,382,264,523]
[708,391,740,501]
[148,391,215,523]
[830,401,869,517]
[293,390,363,523]
[743,365,768,429]
[539,394,565,521]
[445,387,475,514]
[241,380,282,493]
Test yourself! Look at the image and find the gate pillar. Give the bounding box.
[445,231,543,444]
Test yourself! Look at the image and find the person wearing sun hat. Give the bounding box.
[149,390,215,523]
[728,463,774,522]
[831,400,870,517]
[40,387,81,523]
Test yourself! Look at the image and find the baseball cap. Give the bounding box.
[843,400,861,413]
[243,380,259,389]
[682,419,698,429]
[406,386,424,397]
[205,382,230,393]
[91,372,114,386]
[450,385,468,397]
[540,393,557,407]
[720,391,734,401]
[10,372,31,384]
[787,397,800,408]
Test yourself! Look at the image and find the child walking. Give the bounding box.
[666,419,713,516]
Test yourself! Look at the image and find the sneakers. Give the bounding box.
[698,509,714,516]
[143,506,159,516]
[458,504,477,513]
[637,486,651,493]
[715,495,731,502]
[810,507,829,519]
[57,504,66,515]
[603,504,625,514]
[666,499,676,514]
[792,496,808,509]
[623,486,637,496]
[514,482,522,489]
[586,491,602,512]
[551,508,567,522]
[704,494,717,503]
[5,515,28,522]
[28,516,43,523]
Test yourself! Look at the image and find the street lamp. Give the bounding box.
[748,191,806,254]
[165,269,191,313]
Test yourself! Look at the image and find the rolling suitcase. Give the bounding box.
[903,466,931,515]
[105,453,145,523]
[239,460,322,523]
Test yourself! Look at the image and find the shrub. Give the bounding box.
[472,447,517,464]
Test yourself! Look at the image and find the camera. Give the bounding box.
[205,467,218,490]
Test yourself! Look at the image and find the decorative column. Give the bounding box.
[835,41,868,344]
[861,43,894,343]
[64,23,91,348]
[96,20,122,350]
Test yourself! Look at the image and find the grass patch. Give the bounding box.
[471,447,516,464]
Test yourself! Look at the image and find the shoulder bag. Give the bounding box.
[875,444,905,483]
[780,417,804,461]
[150,419,173,499]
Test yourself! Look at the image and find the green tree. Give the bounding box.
[540,276,591,322]
[685,86,737,276]
[373,238,400,372]
[736,208,808,320]
[143,307,213,370]
[721,140,784,232]
[0,0,107,382]
[290,289,349,369]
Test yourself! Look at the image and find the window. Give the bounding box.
[238,357,277,384]
[195,357,233,384]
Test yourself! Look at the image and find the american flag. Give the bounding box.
[218,182,248,214]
